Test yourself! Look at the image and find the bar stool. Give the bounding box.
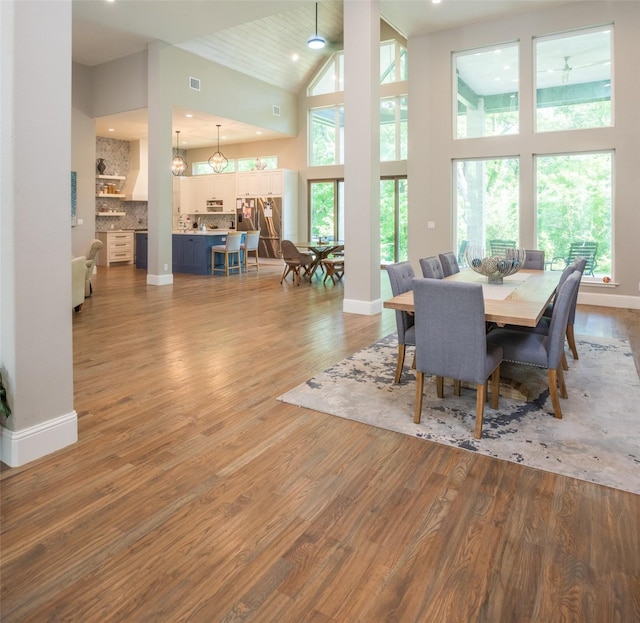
[240,230,260,272]
[211,232,242,276]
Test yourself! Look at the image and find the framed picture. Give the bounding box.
[71,171,77,227]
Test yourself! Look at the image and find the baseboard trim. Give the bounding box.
[343,298,383,315]
[578,292,640,310]
[0,411,78,467]
[146,273,174,286]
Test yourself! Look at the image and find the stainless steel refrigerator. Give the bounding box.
[236,196,283,258]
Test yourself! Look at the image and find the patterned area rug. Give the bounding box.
[278,334,640,495]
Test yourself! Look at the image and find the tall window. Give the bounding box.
[455,158,520,253]
[308,54,344,96]
[535,26,612,132]
[454,42,519,139]
[380,177,408,264]
[380,40,407,84]
[380,96,408,161]
[309,180,344,241]
[309,107,344,166]
[536,151,612,277]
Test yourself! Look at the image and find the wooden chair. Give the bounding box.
[211,232,243,276]
[386,262,416,383]
[280,240,314,286]
[413,278,503,439]
[486,272,581,420]
[240,230,260,272]
[322,257,344,284]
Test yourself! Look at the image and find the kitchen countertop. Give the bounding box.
[172,229,237,235]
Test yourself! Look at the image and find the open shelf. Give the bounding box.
[97,212,126,217]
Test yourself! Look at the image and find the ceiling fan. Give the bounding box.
[542,55,610,84]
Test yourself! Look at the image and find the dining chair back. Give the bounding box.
[211,232,243,276]
[438,252,460,277]
[413,278,503,439]
[280,240,314,286]
[241,230,260,272]
[487,271,581,420]
[419,256,445,279]
[386,262,416,383]
[517,249,545,270]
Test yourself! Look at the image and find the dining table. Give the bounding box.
[294,240,344,279]
[384,268,560,328]
[383,268,562,400]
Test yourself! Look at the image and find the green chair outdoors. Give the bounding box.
[551,241,598,276]
[488,239,516,257]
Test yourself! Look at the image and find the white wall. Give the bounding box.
[408,0,640,303]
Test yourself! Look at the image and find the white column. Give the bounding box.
[0,0,77,466]
[146,40,174,286]
[343,0,381,315]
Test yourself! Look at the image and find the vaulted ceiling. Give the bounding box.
[73,0,579,148]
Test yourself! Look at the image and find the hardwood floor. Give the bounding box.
[2,264,639,622]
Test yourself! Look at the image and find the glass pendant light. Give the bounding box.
[171,130,188,176]
[307,3,325,50]
[208,124,229,173]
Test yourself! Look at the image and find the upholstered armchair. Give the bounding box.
[72,256,86,312]
[84,239,104,297]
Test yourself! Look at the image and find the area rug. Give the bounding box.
[278,334,640,495]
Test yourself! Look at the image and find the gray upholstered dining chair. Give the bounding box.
[543,257,586,360]
[386,262,416,383]
[438,251,460,277]
[419,256,445,279]
[520,249,545,270]
[413,278,503,439]
[486,271,581,420]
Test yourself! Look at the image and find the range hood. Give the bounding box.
[122,139,148,201]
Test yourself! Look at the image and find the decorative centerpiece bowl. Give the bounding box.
[465,246,526,284]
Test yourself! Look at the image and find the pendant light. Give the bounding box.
[208,124,229,173]
[171,130,188,176]
[307,3,325,50]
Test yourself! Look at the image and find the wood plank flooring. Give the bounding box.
[2,264,639,622]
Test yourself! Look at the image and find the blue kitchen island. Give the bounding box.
[136,231,243,275]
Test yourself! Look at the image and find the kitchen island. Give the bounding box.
[136,230,242,275]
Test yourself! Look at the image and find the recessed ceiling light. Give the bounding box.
[432,0,442,4]
[292,53,299,62]
[108,128,115,132]
[256,131,262,135]
[185,113,193,118]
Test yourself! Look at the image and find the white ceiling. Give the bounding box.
[75,0,581,149]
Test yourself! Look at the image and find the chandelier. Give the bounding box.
[208,124,229,173]
[171,130,188,176]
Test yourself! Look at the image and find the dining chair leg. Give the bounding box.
[280,265,291,284]
[414,371,425,424]
[561,351,569,371]
[557,366,568,399]
[490,365,500,409]
[394,344,406,384]
[567,325,579,360]
[453,380,461,396]
[547,369,563,419]
[474,384,486,439]
[436,376,444,399]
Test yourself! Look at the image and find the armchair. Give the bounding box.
[84,238,104,297]
[72,256,86,312]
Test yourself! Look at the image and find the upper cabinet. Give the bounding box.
[179,173,235,214]
[236,170,284,197]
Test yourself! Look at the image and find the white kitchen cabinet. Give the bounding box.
[96,231,134,266]
[236,170,285,197]
[180,173,235,214]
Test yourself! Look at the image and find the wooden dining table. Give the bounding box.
[384,268,560,328]
[295,241,344,279]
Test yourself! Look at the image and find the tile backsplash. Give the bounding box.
[95,137,148,232]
